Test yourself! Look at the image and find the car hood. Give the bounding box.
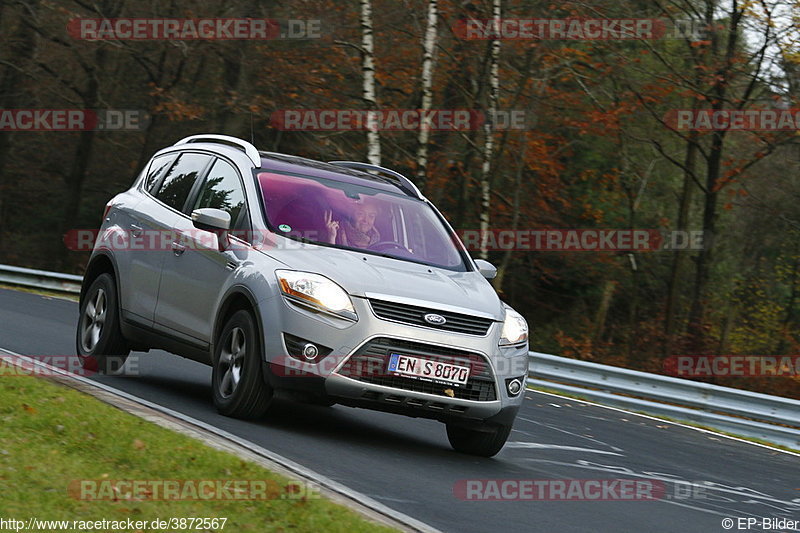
[267,244,505,320]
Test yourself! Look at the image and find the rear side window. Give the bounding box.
[155,153,212,211]
[144,153,177,194]
[192,159,248,231]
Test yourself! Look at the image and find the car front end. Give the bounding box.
[248,159,530,430]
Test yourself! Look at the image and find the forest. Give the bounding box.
[0,0,798,398]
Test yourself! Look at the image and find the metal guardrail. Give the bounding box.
[0,264,82,294]
[1,263,798,449]
[529,352,800,450]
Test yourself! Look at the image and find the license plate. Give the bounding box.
[387,353,470,386]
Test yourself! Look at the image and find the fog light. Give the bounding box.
[302,343,319,361]
[507,378,522,396]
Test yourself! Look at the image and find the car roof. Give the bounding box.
[165,135,416,197]
[258,152,409,196]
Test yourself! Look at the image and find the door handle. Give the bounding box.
[171,241,186,256]
[130,224,143,238]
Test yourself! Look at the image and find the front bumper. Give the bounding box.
[258,293,528,424]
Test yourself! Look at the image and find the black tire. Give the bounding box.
[212,309,273,419]
[446,422,512,457]
[76,273,130,374]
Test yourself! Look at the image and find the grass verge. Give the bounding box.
[0,375,397,532]
[0,282,78,301]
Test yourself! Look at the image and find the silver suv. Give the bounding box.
[76,134,529,456]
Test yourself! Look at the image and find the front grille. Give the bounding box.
[337,337,497,401]
[368,299,494,336]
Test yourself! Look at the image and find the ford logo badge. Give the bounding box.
[424,313,447,326]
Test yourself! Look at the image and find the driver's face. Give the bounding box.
[354,206,377,234]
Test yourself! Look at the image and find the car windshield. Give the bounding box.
[257,171,467,270]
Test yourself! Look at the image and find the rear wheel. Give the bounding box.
[76,273,130,373]
[212,309,273,419]
[446,422,512,457]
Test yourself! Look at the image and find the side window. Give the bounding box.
[192,159,248,232]
[155,153,212,211]
[143,153,177,195]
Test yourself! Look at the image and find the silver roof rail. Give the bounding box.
[328,161,423,199]
[174,134,260,166]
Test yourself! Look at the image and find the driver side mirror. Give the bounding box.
[474,259,497,280]
[191,208,231,251]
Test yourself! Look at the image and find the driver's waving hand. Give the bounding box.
[325,200,380,248]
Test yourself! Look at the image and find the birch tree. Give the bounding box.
[360,0,381,165]
[479,0,501,260]
[414,0,438,189]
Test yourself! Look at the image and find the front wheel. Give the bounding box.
[76,273,130,373]
[212,309,273,419]
[446,422,512,457]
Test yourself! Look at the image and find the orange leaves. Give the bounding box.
[554,330,597,361]
[152,96,204,122]
[520,135,566,177]
[639,83,675,100]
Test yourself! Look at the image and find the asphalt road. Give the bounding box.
[1,288,798,533]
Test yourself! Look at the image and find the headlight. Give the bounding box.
[276,270,356,320]
[500,307,528,346]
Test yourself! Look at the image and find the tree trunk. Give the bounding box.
[59,127,99,270]
[58,47,107,269]
[716,298,736,355]
[687,0,741,351]
[777,252,799,353]
[219,48,247,137]
[360,0,381,165]
[0,0,40,253]
[663,129,699,357]
[414,0,438,190]
[479,0,501,260]
[687,129,724,349]
[136,111,162,173]
[493,143,525,291]
[594,281,617,344]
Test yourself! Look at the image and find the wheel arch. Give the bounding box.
[80,252,120,305]
[212,286,265,365]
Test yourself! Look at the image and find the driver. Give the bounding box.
[325,199,380,248]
